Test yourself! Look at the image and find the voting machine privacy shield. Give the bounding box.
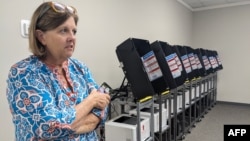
[173,45,196,81]
[195,48,208,77]
[185,46,201,78]
[151,40,186,89]
[213,50,223,71]
[116,38,169,100]
[171,45,189,83]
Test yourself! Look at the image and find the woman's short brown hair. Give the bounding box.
[28,2,78,58]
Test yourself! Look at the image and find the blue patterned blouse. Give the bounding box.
[6,55,107,141]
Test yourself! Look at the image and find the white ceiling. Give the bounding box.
[177,0,250,11]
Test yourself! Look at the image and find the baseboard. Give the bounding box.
[217,100,250,107]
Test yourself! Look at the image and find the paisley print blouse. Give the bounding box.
[6,55,106,141]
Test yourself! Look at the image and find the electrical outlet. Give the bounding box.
[21,19,30,38]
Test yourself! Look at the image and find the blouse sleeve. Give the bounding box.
[6,66,76,140]
[75,60,108,126]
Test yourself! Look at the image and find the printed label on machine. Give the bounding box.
[209,56,218,69]
[181,54,192,73]
[165,53,181,78]
[194,54,202,69]
[216,55,222,65]
[141,51,163,81]
[174,53,183,72]
[188,53,198,70]
[202,56,211,70]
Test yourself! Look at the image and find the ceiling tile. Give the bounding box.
[201,0,226,7]
[179,0,250,11]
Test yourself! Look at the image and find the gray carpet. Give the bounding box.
[182,102,250,141]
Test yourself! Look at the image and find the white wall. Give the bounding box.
[0,0,192,140]
[192,5,250,104]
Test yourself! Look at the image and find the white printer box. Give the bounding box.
[128,106,167,133]
[105,114,150,141]
[185,90,190,106]
[177,94,183,112]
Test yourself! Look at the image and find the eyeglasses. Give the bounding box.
[50,2,76,14]
[38,2,77,21]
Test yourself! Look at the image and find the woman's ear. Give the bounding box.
[35,30,46,45]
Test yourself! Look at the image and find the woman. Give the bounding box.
[6,1,110,141]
